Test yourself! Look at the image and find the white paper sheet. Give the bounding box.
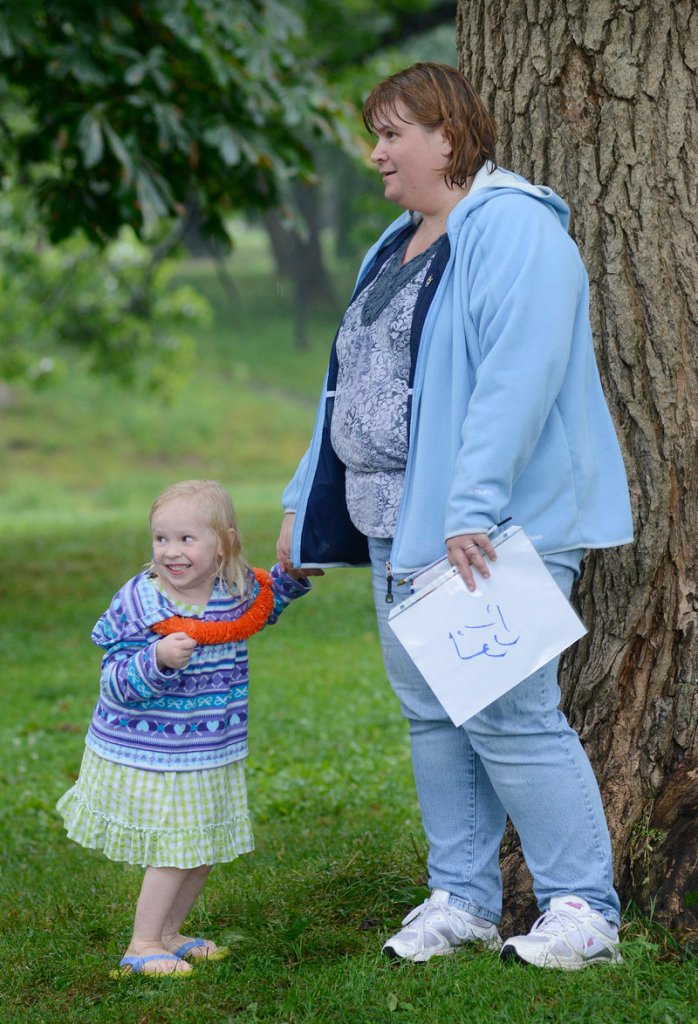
[387,527,586,726]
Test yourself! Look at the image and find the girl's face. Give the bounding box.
[369,101,453,216]
[150,499,225,602]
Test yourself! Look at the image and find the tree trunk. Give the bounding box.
[457,0,698,937]
[264,181,336,349]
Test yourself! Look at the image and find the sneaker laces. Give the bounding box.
[529,907,613,952]
[401,897,477,941]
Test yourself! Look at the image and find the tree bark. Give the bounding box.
[457,0,698,936]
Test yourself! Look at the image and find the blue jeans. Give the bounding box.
[369,537,620,927]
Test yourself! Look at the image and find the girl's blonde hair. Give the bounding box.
[149,479,251,597]
[363,62,497,187]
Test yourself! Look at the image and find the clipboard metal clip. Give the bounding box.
[386,519,513,604]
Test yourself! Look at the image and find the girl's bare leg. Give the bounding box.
[124,866,193,973]
[162,865,225,959]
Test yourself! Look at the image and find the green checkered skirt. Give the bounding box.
[56,746,254,868]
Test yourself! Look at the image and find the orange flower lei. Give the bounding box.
[151,568,274,645]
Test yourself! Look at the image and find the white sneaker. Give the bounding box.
[500,895,622,970]
[382,889,502,963]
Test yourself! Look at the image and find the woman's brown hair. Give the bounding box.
[363,62,497,187]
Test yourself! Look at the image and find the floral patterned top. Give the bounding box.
[331,235,440,537]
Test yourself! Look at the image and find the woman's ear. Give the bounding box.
[440,125,453,157]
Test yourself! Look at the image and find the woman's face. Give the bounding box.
[369,101,452,216]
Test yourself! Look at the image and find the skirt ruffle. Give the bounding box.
[57,746,254,868]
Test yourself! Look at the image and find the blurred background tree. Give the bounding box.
[0,0,456,379]
[0,186,211,390]
[0,0,342,244]
[261,0,457,347]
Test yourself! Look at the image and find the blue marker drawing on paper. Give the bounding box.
[448,603,520,661]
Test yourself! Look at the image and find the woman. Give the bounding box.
[276,62,632,969]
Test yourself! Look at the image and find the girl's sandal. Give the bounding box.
[109,954,192,978]
[174,938,231,962]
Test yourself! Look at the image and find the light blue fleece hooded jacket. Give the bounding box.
[283,164,633,575]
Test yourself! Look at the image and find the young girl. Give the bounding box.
[57,479,312,977]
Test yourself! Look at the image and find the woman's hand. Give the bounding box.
[276,512,324,579]
[447,532,497,592]
[156,632,197,670]
[276,512,295,572]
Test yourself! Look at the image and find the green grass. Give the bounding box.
[0,233,695,1023]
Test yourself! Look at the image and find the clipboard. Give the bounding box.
[387,526,586,726]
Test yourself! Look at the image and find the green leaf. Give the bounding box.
[202,124,241,166]
[135,168,169,232]
[386,993,398,1012]
[102,123,133,181]
[0,19,15,58]
[77,114,104,169]
[152,104,189,152]
[124,59,148,87]
[49,47,108,86]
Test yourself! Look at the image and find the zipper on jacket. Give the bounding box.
[385,562,410,603]
[385,561,394,603]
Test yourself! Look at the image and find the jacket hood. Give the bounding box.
[357,164,571,283]
[458,161,571,230]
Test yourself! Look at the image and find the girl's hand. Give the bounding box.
[156,632,197,670]
[447,533,497,593]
